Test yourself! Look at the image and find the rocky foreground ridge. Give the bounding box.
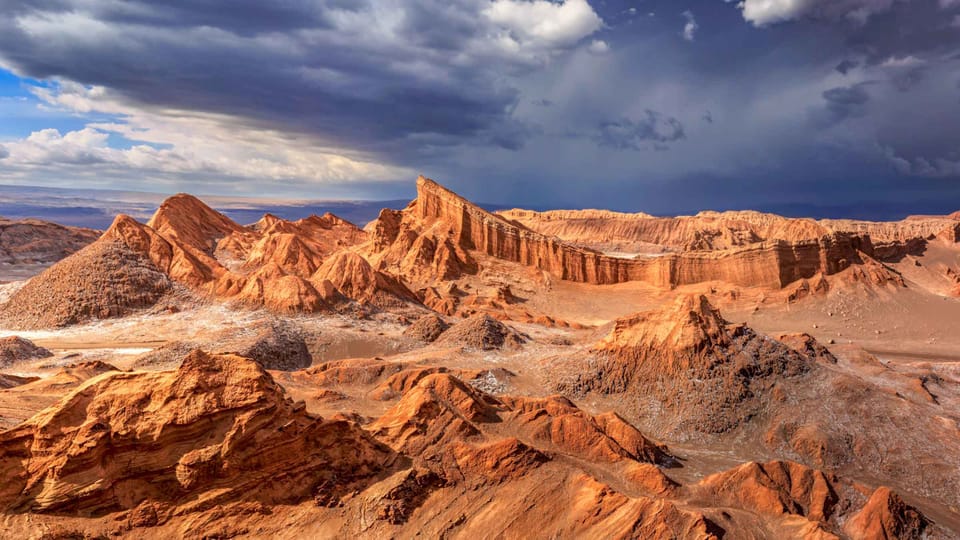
[0,348,945,539]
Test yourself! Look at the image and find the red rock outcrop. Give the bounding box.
[696,461,935,539]
[243,233,323,276]
[844,487,931,540]
[370,371,675,472]
[147,193,247,255]
[0,194,413,326]
[775,333,838,364]
[555,295,815,434]
[0,216,177,329]
[0,336,52,368]
[366,177,897,290]
[241,212,367,274]
[310,251,419,308]
[699,461,839,522]
[434,313,526,350]
[1,352,946,539]
[500,395,675,466]
[0,350,391,515]
[360,370,941,539]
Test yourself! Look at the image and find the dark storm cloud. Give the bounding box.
[1,0,356,36]
[2,0,959,213]
[818,82,872,124]
[841,1,960,65]
[835,59,860,74]
[592,111,686,151]
[0,0,603,160]
[731,0,960,68]
[889,64,927,91]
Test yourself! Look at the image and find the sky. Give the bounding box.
[0,0,959,217]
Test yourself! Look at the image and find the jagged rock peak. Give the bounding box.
[146,193,246,254]
[597,294,730,354]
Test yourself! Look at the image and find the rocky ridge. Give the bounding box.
[366,176,913,290]
[0,350,391,515]
[0,195,419,328]
[500,206,959,253]
[0,353,943,538]
[0,217,99,266]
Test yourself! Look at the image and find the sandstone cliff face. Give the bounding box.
[500,206,958,252]
[499,207,825,251]
[938,221,960,243]
[367,177,895,290]
[0,350,391,515]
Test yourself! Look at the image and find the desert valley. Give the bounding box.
[0,175,954,539]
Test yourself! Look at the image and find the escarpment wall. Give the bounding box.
[414,176,867,289]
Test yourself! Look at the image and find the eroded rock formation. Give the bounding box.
[0,217,177,329]
[0,353,945,538]
[0,336,52,368]
[366,176,909,290]
[434,313,526,350]
[501,206,958,254]
[0,194,420,328]
[0,350,391,514]
[555,295,814,434]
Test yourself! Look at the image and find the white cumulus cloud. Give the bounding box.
[681,11,699,41]
[484,0,604,49]
[738,0,904,26]
[0,82,411,191]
